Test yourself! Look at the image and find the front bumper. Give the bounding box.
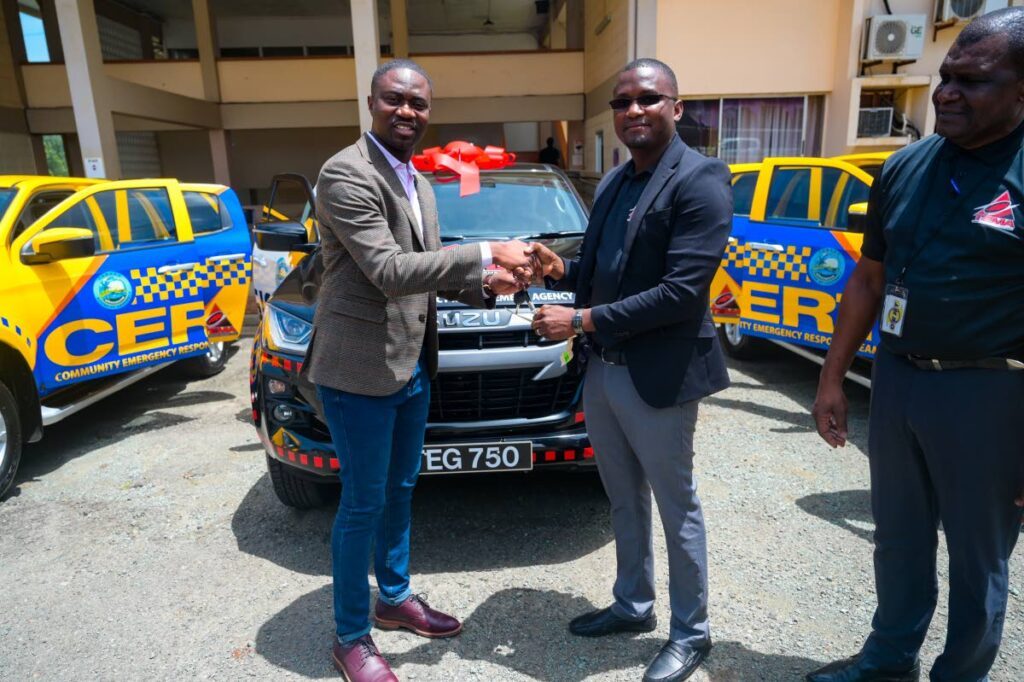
[251,341,594,481]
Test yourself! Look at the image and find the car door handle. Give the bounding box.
[157,262,198,274]
[207,253,247,262]
[747,242,784,252]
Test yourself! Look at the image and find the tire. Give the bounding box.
[177,341,228,379]
[266,455,337,509]
[718,322,769,360]
[0,380,23,501]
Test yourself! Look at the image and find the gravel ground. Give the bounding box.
[1,340,1021,681]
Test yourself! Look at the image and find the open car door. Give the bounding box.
[251,173,317,305]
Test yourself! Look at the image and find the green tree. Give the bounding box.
[43,135,68,176]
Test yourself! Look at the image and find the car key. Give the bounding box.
[513,289,536,320]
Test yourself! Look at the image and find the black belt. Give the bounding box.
[907,355,1024,371]
[592,344,627,365]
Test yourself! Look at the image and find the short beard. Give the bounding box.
[622,133,653,149]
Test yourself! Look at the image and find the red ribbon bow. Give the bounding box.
[412,141,516,197]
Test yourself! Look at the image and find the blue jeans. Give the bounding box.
[316,359,430,643]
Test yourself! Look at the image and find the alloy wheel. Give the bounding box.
[723,322,744,346]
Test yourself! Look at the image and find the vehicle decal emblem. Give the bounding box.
[972,190,1017,231]
[807,247,845,286]
[93,271,134,310]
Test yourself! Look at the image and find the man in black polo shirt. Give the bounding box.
[809,8,1024,682]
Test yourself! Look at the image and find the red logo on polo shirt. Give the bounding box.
[972,190,1018,231]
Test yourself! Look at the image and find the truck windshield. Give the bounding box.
[0,189,15,221]
[430,172,586,239]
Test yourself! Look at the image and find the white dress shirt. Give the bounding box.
[367,132,492,266]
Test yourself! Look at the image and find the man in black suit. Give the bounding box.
[529,58,732,682]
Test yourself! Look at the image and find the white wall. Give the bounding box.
[502,122,540,152]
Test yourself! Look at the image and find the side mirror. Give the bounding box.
[21,228,96,264]
[254,221,314,253]
[846,202,868,234]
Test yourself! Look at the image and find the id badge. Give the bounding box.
[881,284,908,337]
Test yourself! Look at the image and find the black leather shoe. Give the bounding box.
[568,606,657,637]
[643,641,711,682]
[806,654,920,682]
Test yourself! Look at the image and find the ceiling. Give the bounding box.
[115,0,549,33]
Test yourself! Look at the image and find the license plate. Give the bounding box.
[420,442,533,475]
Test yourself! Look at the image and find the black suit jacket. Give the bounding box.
[552,135,732,408]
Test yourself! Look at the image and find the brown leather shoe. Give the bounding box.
[330,635,398,682]
[374,594,462,638]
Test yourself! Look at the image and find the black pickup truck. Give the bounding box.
[249,165,594,508]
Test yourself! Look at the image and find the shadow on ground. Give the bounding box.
[9,357,238,499]
[232,469,613,576]
[256,585,825,680]
[795,489,874,543]
[710,354,872,453]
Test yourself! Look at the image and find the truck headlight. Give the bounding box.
[267,306,312,353]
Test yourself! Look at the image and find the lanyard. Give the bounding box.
[893,150,1005,285]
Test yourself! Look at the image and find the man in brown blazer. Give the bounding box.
[307,59,532,681]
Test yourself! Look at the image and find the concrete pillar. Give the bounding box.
[390,0,408,58]
[564,0,583,50]
[549,1,567,50]
[192,0,219,101]
[351,0,379,133]
[192,0,231,185]
[54,0,120,178]
[628,0,657,62]
[208,128,231,186]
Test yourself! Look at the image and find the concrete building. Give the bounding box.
[0,0,1019,203]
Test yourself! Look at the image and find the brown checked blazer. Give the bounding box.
[305,133,489,396]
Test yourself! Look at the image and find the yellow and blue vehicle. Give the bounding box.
[0,175,252,498]
[710,153,892,385]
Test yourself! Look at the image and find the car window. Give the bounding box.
[859,164,882,181]
[12,190,75,240]
[765,168,811,222]
[731,172,757,216]
[45,187,177,252]
[0,189,16,223]
[264,179,313,225]
[827,172,871,230]
[184,191,229,235]
[430,172,587,238]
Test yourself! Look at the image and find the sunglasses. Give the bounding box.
[608,93,676,112]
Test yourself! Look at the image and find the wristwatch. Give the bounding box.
[482,272,495,296]
[571,309,585,335]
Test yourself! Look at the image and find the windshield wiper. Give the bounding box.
[513,231,585,240]
[440,234,495,242]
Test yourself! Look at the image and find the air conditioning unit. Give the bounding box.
[863,14,926,61]
[936,0,1008,23]
[858,107,895,138]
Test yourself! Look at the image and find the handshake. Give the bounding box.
[483,240,564,296]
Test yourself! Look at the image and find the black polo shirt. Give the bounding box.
[590,162,652,308]
[862,121,1024,359]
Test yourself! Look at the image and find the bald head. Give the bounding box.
[957,6,1024,77]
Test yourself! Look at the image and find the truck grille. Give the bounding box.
[429,368,581,421]
[438,330,557,350]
